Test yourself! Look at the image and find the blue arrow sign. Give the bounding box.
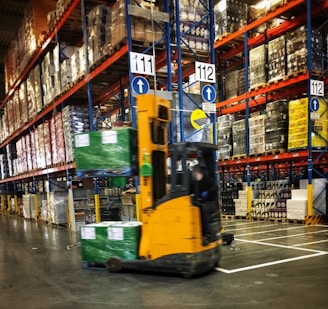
[201,85,216,103]
[132,76,149,95]
[310,97,320,112]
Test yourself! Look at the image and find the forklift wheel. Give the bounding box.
[106,257,122,273]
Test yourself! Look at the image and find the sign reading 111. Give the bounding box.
[130,52,155,76]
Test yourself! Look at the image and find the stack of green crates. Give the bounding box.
[80,221,142,264]
[74,128,138,176]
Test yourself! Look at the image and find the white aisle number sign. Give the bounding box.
[310,79,324,97]
[130,52,155,76]
[195,61,216,83]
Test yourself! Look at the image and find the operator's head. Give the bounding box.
[192,165,205,181]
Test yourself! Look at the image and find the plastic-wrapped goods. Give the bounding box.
[214,0,247,40]
[40,199,49,222]
[80,221,142,264]
[50,117,58,165]
[287,26,325,74]
[224,70,239,100]
[44,120,53,167]
[62,105,90,163]
[249,44,267,89]
[268,35,286,83]
[232,119,246,156]
[217,114,234,160]
[22,194,35,219]
[55,112,66,164]
[288,97,328,150]
[74,128,138,176]
[49,191,68,225]
[38,124,47,169]
[171,0,209,51]
[265,100,288,152]
[287,199,307,221]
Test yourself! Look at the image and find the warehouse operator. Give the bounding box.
[190,165,218,243]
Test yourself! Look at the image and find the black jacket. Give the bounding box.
[190,175,218,201]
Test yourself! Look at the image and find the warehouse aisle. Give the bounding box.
[1,214,328,309]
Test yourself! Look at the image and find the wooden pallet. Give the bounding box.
[287,69,307,79]
[250,217,268,222]
[235,215,247,220]
[287,219,305,224]
[265,149,286,155]
[267,77,285,86]
[268,217,287,223]
[221,214,235,220]
[267,0,286,13]
[249,83,267,92]
[232,154,246,160]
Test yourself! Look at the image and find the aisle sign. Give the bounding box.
[310,97,320,112]
[130,52,155,76]
[310,79,324,96]
[131,76,149,95]
[202,103,216,113]
[201,85,216,103]
[195,61,216,83]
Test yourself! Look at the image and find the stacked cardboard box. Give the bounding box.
[62,106,90,163]
[49,191,68,225]
[214,0,247,40]
[288,97,328,150]
[44,121,52,167]
[238,68,246,94]
[221,181,242,215]
[268,35,286,83]
[249,114,266,155]
[55,112,66,164]
[265,100,288,152]
[232,119,246,156]
[87,5,112,66]
[225,70,239,100]
[234,189,248,217]
[217,114,234,159]
[4,0,56,93]
[249,44,267,89]
[287,26,325,74]
[41,50,56,106]
[286,189,307,220]
[171,0,209,52]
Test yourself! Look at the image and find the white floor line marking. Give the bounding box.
[221,222,256,228]
[235,238,328,254]
[215,252,327,274]
[255,230,328,242]
[292,239,328,247]
[235,225,309,237]
[224,223,287,232]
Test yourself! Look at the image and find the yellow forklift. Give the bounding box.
[107,94,222,277]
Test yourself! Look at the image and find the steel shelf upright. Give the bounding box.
[173,0,216,144]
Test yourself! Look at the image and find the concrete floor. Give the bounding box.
[1,214,328,309]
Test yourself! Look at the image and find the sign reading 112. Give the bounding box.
[130,52,155,76]
[195,61,216,83]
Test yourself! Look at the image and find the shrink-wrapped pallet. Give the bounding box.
[80,221,142,264]
[74,128,138,176]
